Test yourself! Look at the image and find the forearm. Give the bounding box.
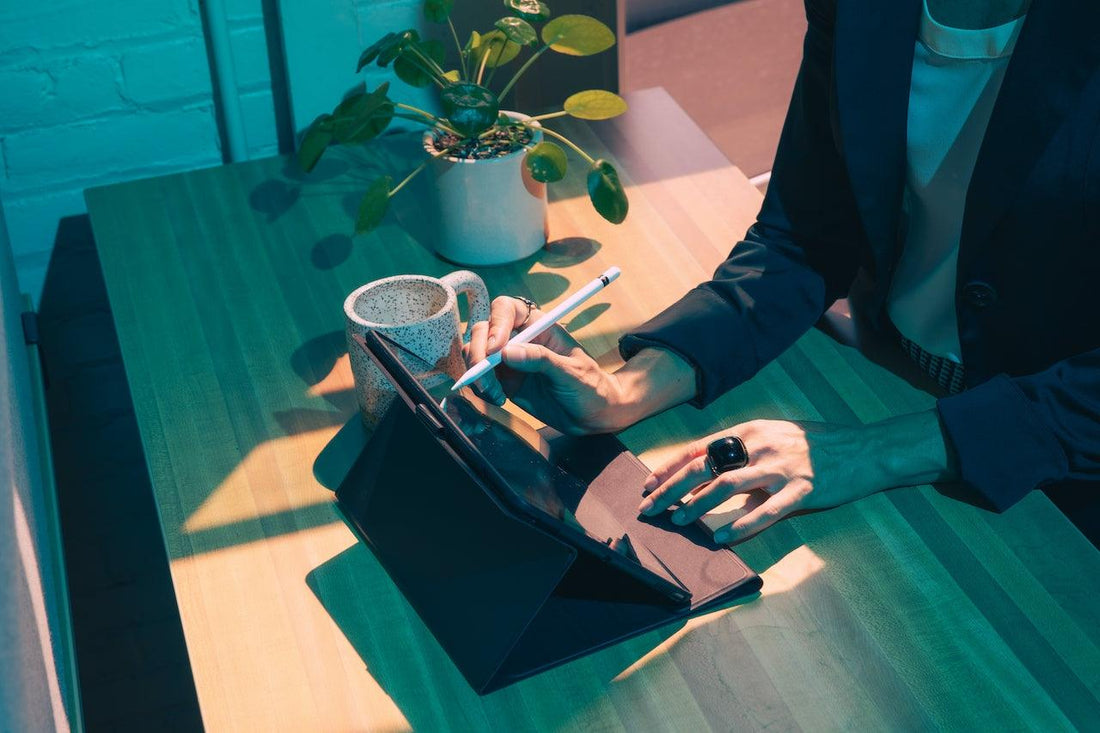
[605,347,698,430]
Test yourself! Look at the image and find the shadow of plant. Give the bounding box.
[249,179,301,222]
[523,271,570,303]
[280,156,350,182]
[538,237,602,268]
[291,330,347,386]
[311,234,354,270]
[565,302,610,332]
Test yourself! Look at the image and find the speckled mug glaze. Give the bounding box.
[344,270,490,429]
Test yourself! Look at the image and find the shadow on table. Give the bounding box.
[305,542,691,728]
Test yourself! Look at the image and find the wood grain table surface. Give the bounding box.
[85,88,1100,731]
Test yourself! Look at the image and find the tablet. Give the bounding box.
[346,330,692,605]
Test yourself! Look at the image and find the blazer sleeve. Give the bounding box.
[937,350,1100,511]
[619,0,867,406]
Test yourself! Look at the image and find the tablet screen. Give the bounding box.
[369,333,585,526]
[442,393,586,527]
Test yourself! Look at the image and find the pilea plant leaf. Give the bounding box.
[504,0,551,22]
[336,103,394,143]
[495,16,538,46]
[297,114,334,172]
[356,176,393,234]
[333,82,366,112]
[587,159,628,224]
[471,29,522,68]
[542,14,615,56]
[357,32,396,72]
[564,89,627,120]
[465,30,481,54]
[378,30,420,67]
[423,0,454,23]
[444,69,462,82]
[393,39,445,87]
[440,83,500,137]
[525,141,567,182]
[332,83,394,143]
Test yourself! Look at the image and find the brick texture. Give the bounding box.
[0,0,195,52]
[0,0,297,299]
[0,0,222,301]
[120,35,213,106]
[0,0,429,297]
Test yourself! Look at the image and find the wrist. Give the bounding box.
[604,347,697,430]
[860,409,958,489]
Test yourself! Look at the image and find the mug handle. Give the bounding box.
[441,270,491,342]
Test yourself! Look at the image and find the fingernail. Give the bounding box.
[486,334,497,349]
[671,511,688,525]
[493,391,506,406]
[643,475,657,491]
[713,530,731,543]
[637,499,654,515]
[502,345,524,363]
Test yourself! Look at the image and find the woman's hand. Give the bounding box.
[464,296,699,435]
[637,411,956,543]
[463,296,628,434]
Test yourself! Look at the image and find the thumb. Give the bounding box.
[501,343,571,376]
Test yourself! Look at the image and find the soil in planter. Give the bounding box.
[430,125,535,160]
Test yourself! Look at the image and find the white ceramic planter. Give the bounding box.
[422,112,548,266]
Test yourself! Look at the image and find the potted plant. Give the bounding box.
[297,0,629,265]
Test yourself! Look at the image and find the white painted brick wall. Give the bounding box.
[0,0,232,300]
[0,0,412,299]
[120,37,213,106]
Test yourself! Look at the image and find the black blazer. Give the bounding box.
[620,0,1100,511]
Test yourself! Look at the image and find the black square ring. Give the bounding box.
[705,436,749,476]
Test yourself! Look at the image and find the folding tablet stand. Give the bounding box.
[336,385,762,694]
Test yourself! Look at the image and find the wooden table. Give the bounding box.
[86,88,1100,731]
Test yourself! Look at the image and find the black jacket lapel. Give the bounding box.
[834,0,922,274]
[961,0,1100,265]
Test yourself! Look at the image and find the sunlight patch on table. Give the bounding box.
[170,523,411,731]
[183,427,339,533]
[613,546,825,682]
[308,353,354,397]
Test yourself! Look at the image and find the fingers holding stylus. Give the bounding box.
[464,321,505,405]
[465,296,541,405]
[485,296,525,352]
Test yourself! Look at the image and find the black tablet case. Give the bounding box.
[336,335,762,694]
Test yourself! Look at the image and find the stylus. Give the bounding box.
[451,266,622,392]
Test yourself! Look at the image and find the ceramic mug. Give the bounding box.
[344,270,490,429]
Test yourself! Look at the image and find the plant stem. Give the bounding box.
[528,110,568,122]
[394,50,445,89]
[391,113,460,136]
[395,103,460,136]
[497,44,549,102]
[533,125,597,165]
[475,44,491,85]
[406,46,449,85]
[389,160,430,197]
[447,17,467,80]
[389,141,461,197]
[485,38,508,88]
